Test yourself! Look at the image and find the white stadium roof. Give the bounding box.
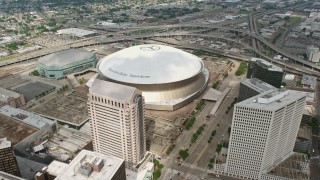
[98,44,203,84]
[38,49,95,67]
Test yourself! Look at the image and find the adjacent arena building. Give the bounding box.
[96,44,209,111]
[36,49,98,79]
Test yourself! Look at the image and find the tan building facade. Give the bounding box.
[0,88,25,108]
[0,138,20,177]
[88,79,146,168]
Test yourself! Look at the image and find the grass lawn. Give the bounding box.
[288,16,302,25]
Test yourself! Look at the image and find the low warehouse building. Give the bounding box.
[36,49,98,79]
[57,28,98,38]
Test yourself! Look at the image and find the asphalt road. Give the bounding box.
[160,62,241,180]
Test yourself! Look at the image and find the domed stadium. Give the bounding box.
[36,49,97,79]
[97,44,209,111]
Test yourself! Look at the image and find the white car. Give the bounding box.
[312,149,315,153]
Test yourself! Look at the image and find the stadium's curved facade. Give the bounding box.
[37,49,97,79]
[98,44,209,111]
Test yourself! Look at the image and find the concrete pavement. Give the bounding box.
[160,62,241,180]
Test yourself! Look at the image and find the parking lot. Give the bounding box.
[14,81,55,102]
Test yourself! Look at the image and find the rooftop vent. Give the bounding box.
[79,164,92,177]
[91,157,104,172]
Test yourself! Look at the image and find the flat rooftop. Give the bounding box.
[251,58,283,72]
[13,127,91,163]
[202,88,222,101]
[136,162,154,180]
[45,160,68,177]
[0,114,37,145]
[45,127,91,161]
[30,90,88,126]
[0,74,29,89]
[301,74,317,86]
[90,79,137,101]
[0,137,11,149]
[55,150,124,180]
[241,78,277,93]
[287,90,315,104]
[57,28,97,38]
[0,105,54,129]
[237,90,306,110]
[0,87,20,101]
[0,171,26,180]
[13,81,55,102]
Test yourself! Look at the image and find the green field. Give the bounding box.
[287,16,302,25]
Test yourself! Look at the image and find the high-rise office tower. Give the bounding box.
[306,45,320,63]
[238,78,276,102]
[88,79,146,168]
[0,138,20,177]
[247,58,284,88]
[224,90,306,179]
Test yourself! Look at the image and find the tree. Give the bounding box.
[166,144,175,155]
[303,53,308,59]
[153,159,164,180]
[78,77,85,84]
[211,130,216,136]
[48,20,56,27]
[195,99,205,110]
[216,144,222,153]
[235,62,248,76]
[281,82,287,87]
[153,169,161,180]
[212,80,220,89]
[185,115,196,130]
[210,157,215,164]
[6,41,19,50]
[309,117,318,128]
[31,70,40,76]
[179,149,189,160]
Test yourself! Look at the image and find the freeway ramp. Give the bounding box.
[209,87,231,116]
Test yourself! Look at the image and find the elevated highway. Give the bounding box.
[2,31,320,79]
[1,17,320,78]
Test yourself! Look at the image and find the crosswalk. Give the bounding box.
[310,156,319,159]
[185,173,201,180]
[181,162,207,172]
[165,159,207,172]
[163,168,201,180]
[162,168,175,180]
